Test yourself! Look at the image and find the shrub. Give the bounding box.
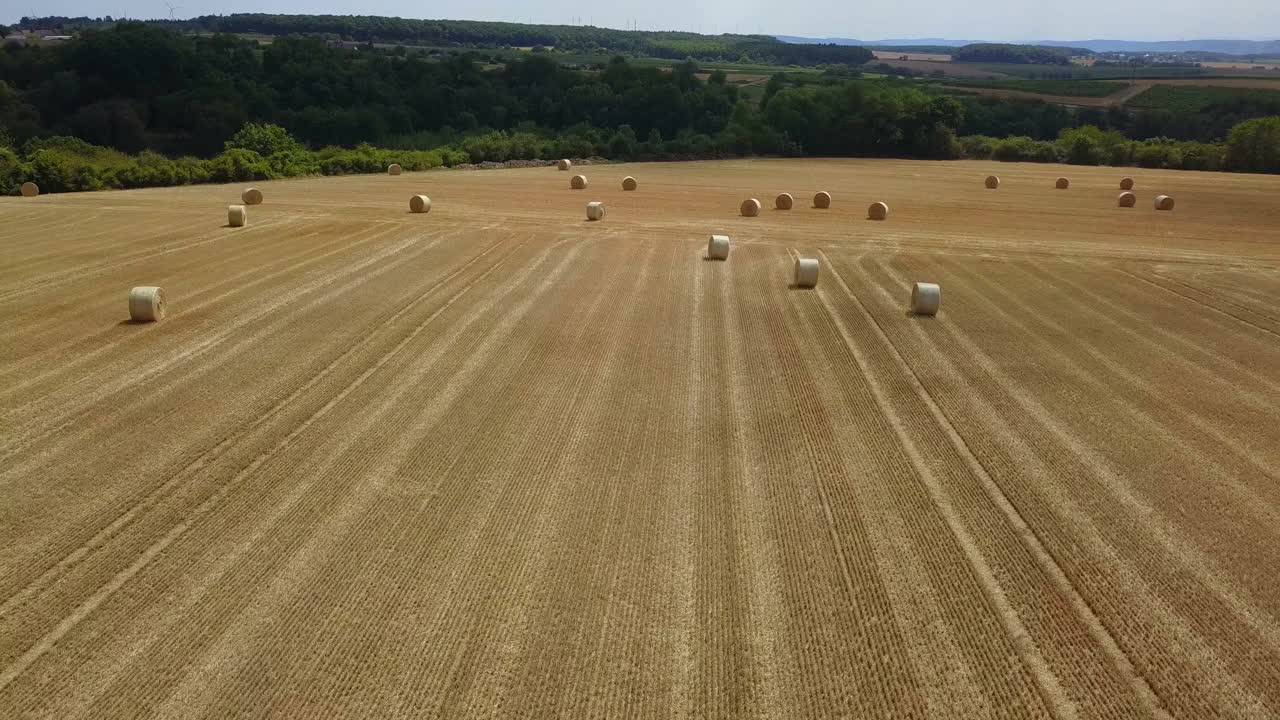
[992,136,1061,163]
[1105,142,1134,166]
[607,130,636,159]
[925,126,962,159]
[958,135,998,160]
[438,147,470,167]
[27,148,111,192]
[1134,142,1174,169]
[266,149,321,177]
[1178,142,1224,171]
[117,150,181,188]
[1061,133,1103,165]
[204,148,273,182]
[174,156,211,184]
[0,147,30,195]
[1057,126,1127,166]
[224,123,306,157]
[315,144,389,175]
[1224,116,1280,173]
[553,136,594,159]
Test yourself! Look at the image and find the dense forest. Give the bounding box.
[951,44,1082,65]
[0,23,910,156]
[1,23,1278,194]
[10,14,875,67]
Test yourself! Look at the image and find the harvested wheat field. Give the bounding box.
[2,158,1280,719]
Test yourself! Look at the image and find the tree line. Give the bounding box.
[951,43,1083,65]
[2,23,1278,195]
[0,23,894,157]
[12,14,875,67]
[956,92,1280,146]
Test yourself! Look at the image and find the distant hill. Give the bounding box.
[11,14,874,67]
[776,36,974,48]
[1037,39,1280,55]
[778,36,1280,56]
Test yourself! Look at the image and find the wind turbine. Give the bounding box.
[164,2,182,20]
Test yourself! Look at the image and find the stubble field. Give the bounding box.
[2,158,1279,718]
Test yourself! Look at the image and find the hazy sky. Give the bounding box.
[4,0,1277,42]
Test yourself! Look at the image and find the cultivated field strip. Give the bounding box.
[811,252,1162,719]
[0,232,567,712]
[825,251,1280,717]
[2,159,1279,718]
[0,219,402,393]
[0,229,528,609]
[76,236,592,717]
[731,246,1051,718]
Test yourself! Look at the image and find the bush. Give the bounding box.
[1061,133,1103,165]
[1105,142,1133,166]
[27,148,112,192]
[438,147,470,167]
[22,135,104,157]
[224,123,306,157]
[553,136,594,160]
[1177,142,1224,171]
[204,148,273,182]
[1134,142,1175,169]
[1031,141,1063,163]
[0,147,30,195]
[174,156,211,184]
[313,144,445,175]
[1224,116,1280,173]
[958,135,998,160]
[925,126,962,159]
[117,150,181,188]
[266,149,321,177]
[992,136,1061,163]
[1057,126,1128,166]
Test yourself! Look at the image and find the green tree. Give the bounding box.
[1224,116,1280,173]
[762,73,786,108]
[224,122,305,156]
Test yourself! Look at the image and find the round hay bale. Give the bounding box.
[387,163,402,175]
[911,282,941,316]
[708,234,730,260]
[775,193,794,210]
[571,174,588,190]
[1154,195,1175,211]
[586,201,606,221]
[241,187,263,205]
[227,205,247,227]
[813,191,832,209]
[409,194,432,213]
[558,158,572,171]
[128,286,166,323]
[1055,177,1070,190]
[1120,177,1135,191]
[621,176,638,191]
[794,257,820,288]
[985,175,1000,189]
[740,198,761,217]
[20,181,39,197]
[867,201,889,221]
[1117,191,1137,208]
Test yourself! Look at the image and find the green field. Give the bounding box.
[943,79,1126,97]
[975,63,1210,80]
[551,52,822,77]
[1127,84,1280,112]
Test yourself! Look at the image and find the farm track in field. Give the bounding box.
[1,158,1278,718]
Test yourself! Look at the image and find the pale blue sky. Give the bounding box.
[4,0,1277,42]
